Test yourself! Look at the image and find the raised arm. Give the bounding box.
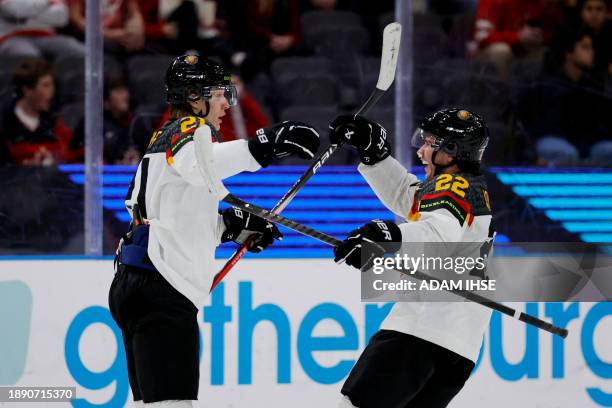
[358,156,420,219]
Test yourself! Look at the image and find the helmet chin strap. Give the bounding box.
[193,100,210,118]
[192,100,222,142]
[431,150,456,176]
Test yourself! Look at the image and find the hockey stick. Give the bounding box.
[194,126,569,339]
[209,22,402,292]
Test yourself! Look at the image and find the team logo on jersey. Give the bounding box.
[419,191,473,226]
[457,110,471,120]
[185,54,198,65]
[165,117,207,165]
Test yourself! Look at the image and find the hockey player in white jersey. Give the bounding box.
[330,108,494,408]
[108,51,320,407]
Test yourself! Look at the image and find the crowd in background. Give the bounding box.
[0,0,610,167]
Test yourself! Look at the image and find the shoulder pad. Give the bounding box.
[165,116,208,165]
[414,173,491,226]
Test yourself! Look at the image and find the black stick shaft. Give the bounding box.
[355,88,385,116]
[224,194,340,246]
[209,85,388,292]
[223,193,569,339]
[267,85,383,213]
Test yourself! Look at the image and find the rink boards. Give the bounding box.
[0,259,610,408]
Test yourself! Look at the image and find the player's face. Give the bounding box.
[570,35,595,69]
[582,0,607,31]
[24,74,54,113]
[417,136,454,179]
[205,89,230,131]
[417,136,436,178]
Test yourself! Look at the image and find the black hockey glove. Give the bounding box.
[334,220,402,271]
[221,207,283,253]
[248,121,320,167]
[329,115,391,165]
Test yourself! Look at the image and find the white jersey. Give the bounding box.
[359,156,493,362]
[125,117,260,307]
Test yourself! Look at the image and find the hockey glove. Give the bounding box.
[221,207,283,253]
[334,220,402,271]
[329,115,391,165]
[248,121,320,167]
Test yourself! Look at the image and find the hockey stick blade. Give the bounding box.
[374,22,402,92]
[209,22,402,292]
[194,129,568,338]
[356,22,401,116]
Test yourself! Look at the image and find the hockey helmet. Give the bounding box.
[411,108,488,163]
[165,51,238,106]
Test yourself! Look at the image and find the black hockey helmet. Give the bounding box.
[411,108,489,164]
[165,51,237,106]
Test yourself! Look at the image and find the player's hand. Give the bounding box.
[329,115,391,165]
[221,207,283,253]
[248,121,320,167]
[334,220,402,271]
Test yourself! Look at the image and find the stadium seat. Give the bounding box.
[0,56,30,75]
[0,72,13,92]
[126,54,176,82]
[271,57,333,79]
[279,106,360,165]
[301,10,363,31]
[59,102,84,132]
[303,25,371,58]
[271,57,338,106]
[54,56,84,76]
[56,70,85,104]
[279,105,337,137]
[277,74,338,107]
[358,57,394,106]
[130,71,167,107]
[367,106,395,136]
[130,104,167,152]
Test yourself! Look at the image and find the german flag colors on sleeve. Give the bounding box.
[418,190,473,226]
[166,117,206,166]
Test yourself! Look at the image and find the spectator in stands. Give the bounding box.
[240,0,301,80]
[471,0,564,76]
[69,0,145,54]
[138,0,246,68]
[71,76,139,164]
[0,0,85,59]
[138,0,182,52]
[1,59,78,166]
[517,28,612,166]
[300,0,352,11]
[571,0,612,77]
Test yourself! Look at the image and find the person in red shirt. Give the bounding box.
[220,74,269,140]
[471,0,564,75]
[570,0,612,77]
[239,0,301,80]
[1,59,79,165]
[69,0,145,53]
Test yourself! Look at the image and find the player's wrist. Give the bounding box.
[247,128,275,167]
[359,145,391,166]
